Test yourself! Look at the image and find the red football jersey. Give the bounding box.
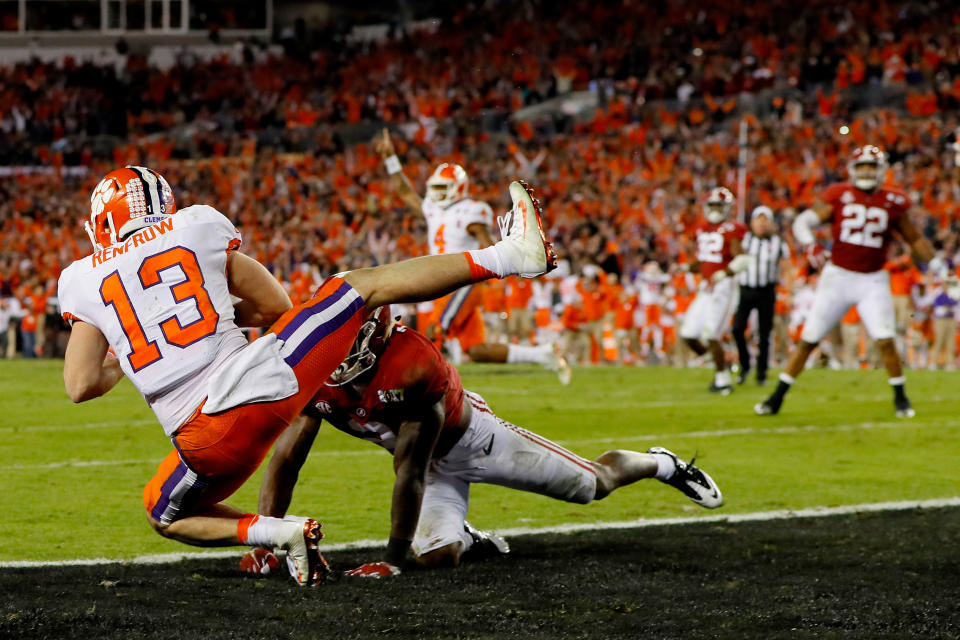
[304,326,465,452]
[695,219,747,280]
[822,182,909,273]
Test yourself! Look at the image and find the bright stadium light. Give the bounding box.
[839,125,850,135]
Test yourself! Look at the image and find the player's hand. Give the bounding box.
[374,128,396,159]
[239,548,280,575]
[805,245,829,271]
[344,561,401,578]
[710,270,729,284]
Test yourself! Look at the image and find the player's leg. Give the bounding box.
[452,392,722,509]
[704,279,738,394]
[680,292,708,355]
[756,265,851,415]
[412,472,499,568]
[857,272,914,417]
[345,181,554,309]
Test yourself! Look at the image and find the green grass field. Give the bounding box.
[1,359,958,563]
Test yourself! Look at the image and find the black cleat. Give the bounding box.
[894,396,916,418]
[708,382,734,396]
[647,447,723,508]
[754,394,782,415]
[736,366,750,385]
[461,521,510,561]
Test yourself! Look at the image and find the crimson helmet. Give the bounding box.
[426,163,468,205]
[86,166,176,250]
[326,306,396,386]
[847,145,887,191]
[703,187,735,224]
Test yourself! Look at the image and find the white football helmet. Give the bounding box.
[703,187,735,224]
[847,145,887,192]
[426,163,468,205]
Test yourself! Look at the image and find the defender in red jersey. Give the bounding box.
[243,309,723,578]
[679,187,752,395]
[756,145,939,418]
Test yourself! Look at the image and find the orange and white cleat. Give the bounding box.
[279,516,329,586]
[497,180,557,278]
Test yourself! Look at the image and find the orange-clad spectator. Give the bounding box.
[482,279,508,345]
[839,306,862,369]
[885,254,922,338]
[505,276,534,343]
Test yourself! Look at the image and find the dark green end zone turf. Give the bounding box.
[3,506,958,640]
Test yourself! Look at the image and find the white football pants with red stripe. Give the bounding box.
[411,391,597,557]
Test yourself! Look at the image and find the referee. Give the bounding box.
[733,206,791,386]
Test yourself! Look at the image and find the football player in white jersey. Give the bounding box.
[58,165,556,586]
[375,129,570,383]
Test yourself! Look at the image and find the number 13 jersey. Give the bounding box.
[57,205,253,432]
[822,182,909,273]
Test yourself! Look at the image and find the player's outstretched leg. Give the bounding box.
[592,447,722,508]
[344,180,556,310]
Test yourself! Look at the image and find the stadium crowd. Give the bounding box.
[2,0,960,368]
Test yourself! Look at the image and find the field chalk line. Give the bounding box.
[2,497,958,569]
[6,419,957,471]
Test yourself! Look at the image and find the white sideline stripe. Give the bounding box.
[2,497,958,569]
[3,419,951,471]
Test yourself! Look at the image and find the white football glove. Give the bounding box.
[711,269,729,284]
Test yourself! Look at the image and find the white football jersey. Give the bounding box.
[58,205,251,433]
[422,198,493,255]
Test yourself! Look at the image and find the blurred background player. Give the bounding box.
[756,145,941,418]
[242,307,722,577]
[375,129,570,383]
[731,206,792,386]
[679,187,751,395]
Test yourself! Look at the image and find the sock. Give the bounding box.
[651,452,677,481]
[237,514,285,547]
[506,343,550,364]
[764,372,794,402]
[714,370,731,387]
[889,376,907,402]
[465,247,508,281]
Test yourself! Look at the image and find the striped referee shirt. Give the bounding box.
[738,233,790,288]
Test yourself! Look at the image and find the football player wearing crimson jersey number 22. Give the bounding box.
[756,145,939,418]
[679,187,751,395]
[59,164,557,586]
[241,310,722,579]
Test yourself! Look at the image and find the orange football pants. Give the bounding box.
[144,276,366,524]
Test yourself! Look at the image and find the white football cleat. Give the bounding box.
[277,516,329,586]
[496,181,557,278]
